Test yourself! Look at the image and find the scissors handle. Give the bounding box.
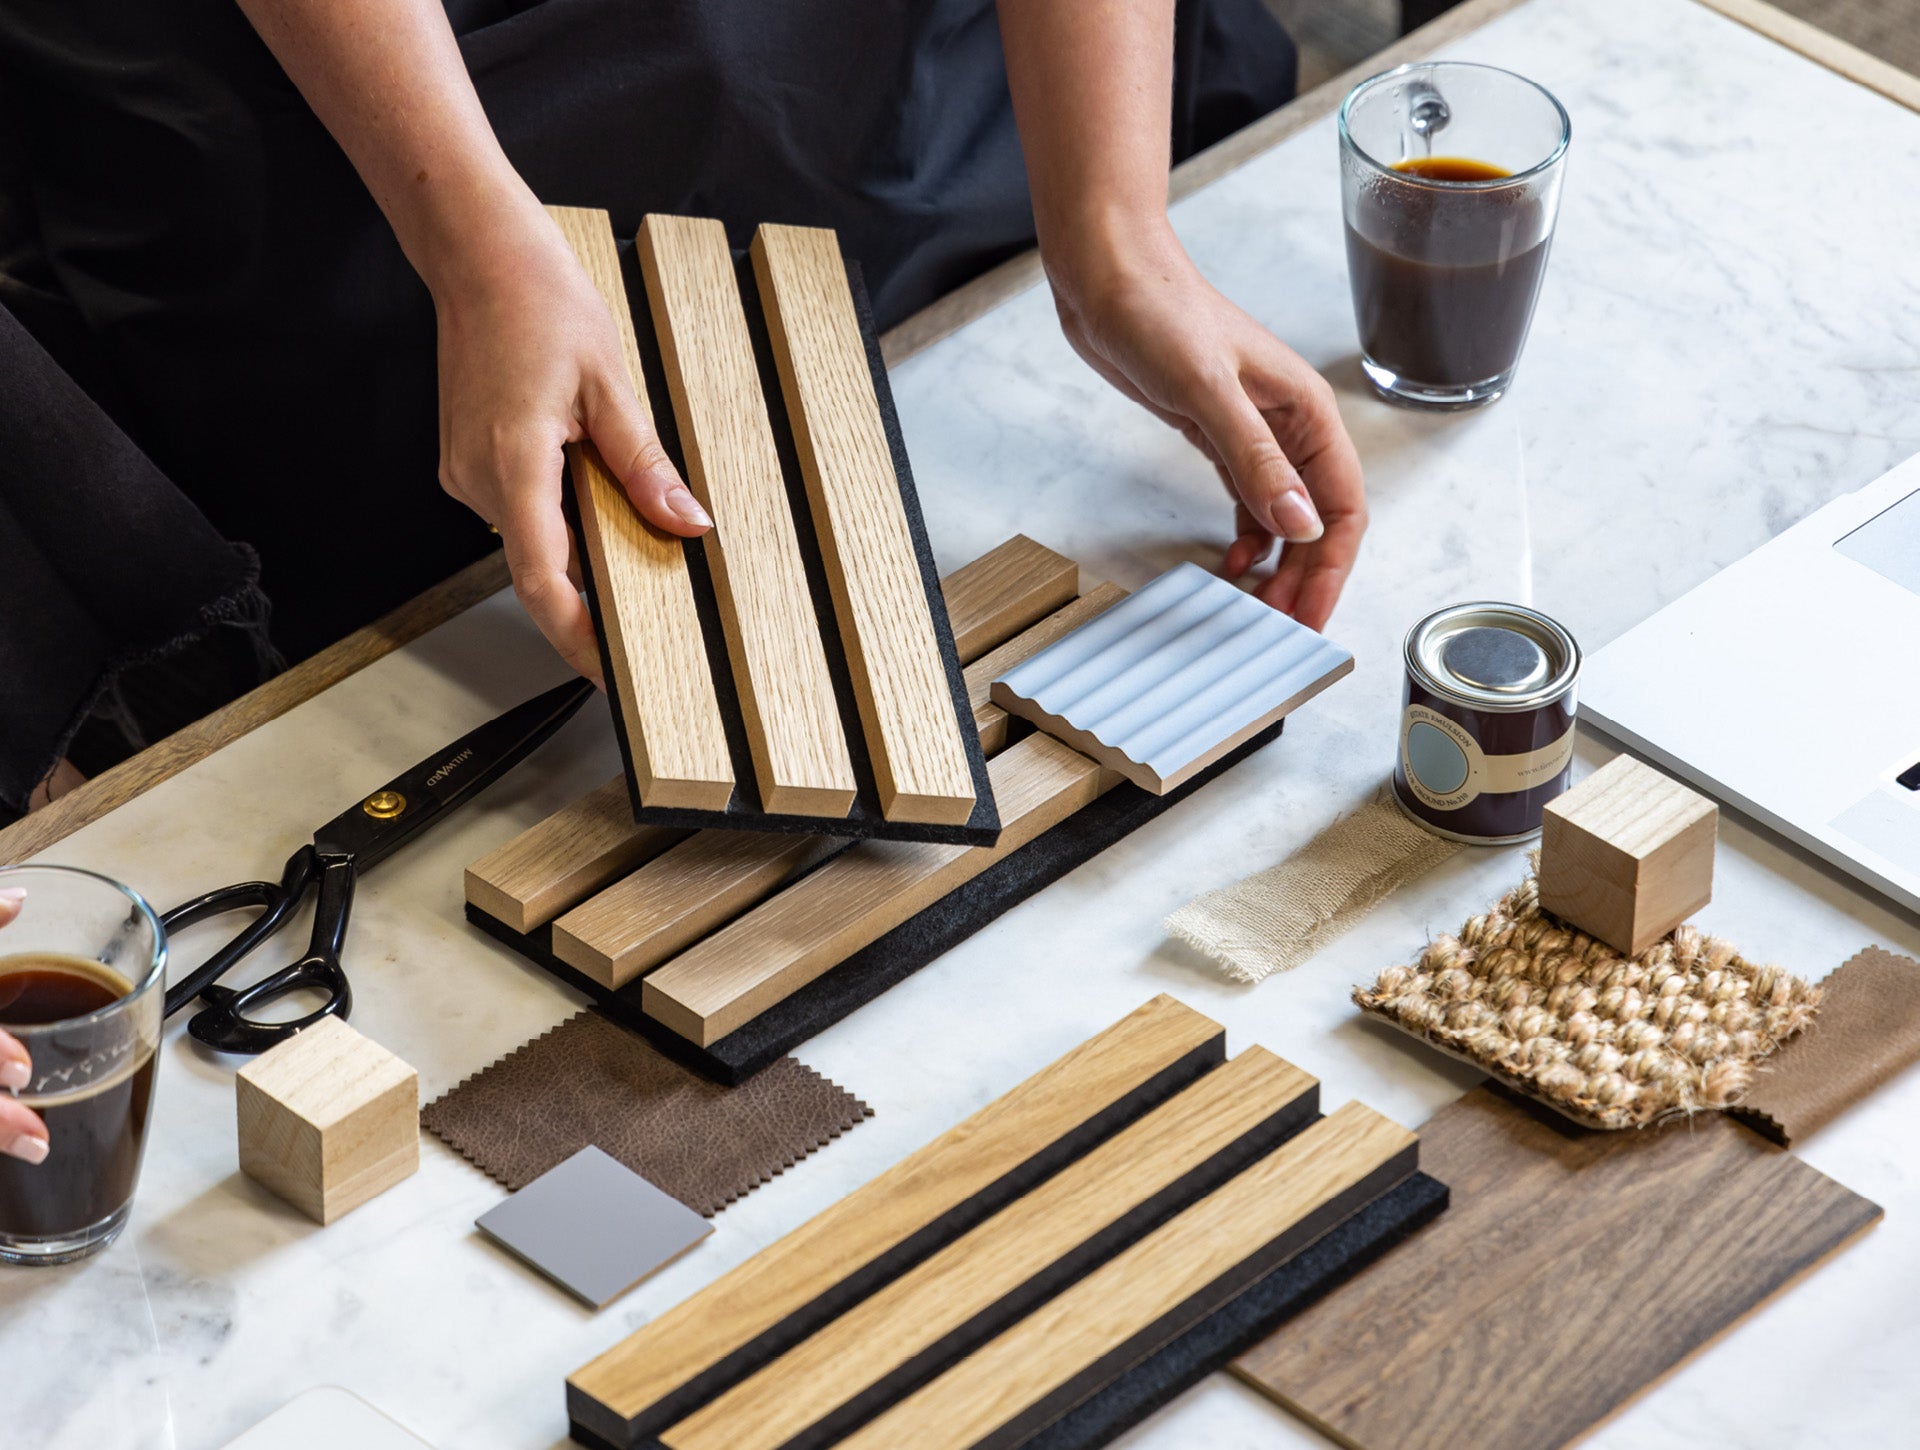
[188,852,355,1054]
[160,847,319,1019]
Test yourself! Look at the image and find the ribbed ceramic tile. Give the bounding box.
[989,563,1353,793]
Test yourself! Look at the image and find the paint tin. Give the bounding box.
[1393,602,1581,844]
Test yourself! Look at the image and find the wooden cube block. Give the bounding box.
[1538,755,1717,956]
[236,1016,419,1224]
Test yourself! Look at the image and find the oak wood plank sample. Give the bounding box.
[642,732,1109,1046]
[636,214,856,817]
[967,583,1125,755]
[661,1048,1318,1450]
[465,536,1082,933]
[546,206,733,811]
[1233,1086,1883,1450]
[751,222,976,824]
[566,996,1226,1446]
[835,1103,1419,1450]
[465,778,688,936]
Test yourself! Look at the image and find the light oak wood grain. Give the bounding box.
[566,996,1225,1440]
[1234,1086,1882,1450]
[636,214,855,816]
[548,206,734,813]
[660,1048,1316,1450]
[464,778,689,936]
[835,1103,1417,1450]
[752,223,976,824]
[642,732,1110,1046]
[967,582,1125,756]
[465,536,1084,932]
[235,1016,418,1226]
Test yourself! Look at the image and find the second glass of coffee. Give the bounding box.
[1339,62,1570,408]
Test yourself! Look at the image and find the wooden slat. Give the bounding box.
[636,214,856,816]
[751,223,976,825]
[660,1049,1318,1450]
[465,779,688,936]
[1233,1086,1883,1450]
[567,996,1226,1445]
[547,206,733,812]
[466,536,1077,933]
[552,581,1128,986]
[835,1103,1418,1450]
[939,535,1080,660]
[642,732,1108,1046]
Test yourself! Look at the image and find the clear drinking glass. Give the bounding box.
[0,865,166,1265]
[1339,61,1571,408]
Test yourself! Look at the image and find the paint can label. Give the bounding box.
[1399,704,1574,813]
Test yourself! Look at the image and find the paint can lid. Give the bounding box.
[1405,603,1580,712]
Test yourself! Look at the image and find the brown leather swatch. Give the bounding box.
[1730,947,1920,1146]
[421,1011,871,1215]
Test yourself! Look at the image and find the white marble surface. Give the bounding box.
[8,0,1920,1445]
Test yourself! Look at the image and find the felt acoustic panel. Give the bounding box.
[566,996,1228,1448]
[466,535,1078,938]
[551,205,994,843]
[1233,1084,1881,1450]
[992,562,1353,795]
[567,999,1439,1450]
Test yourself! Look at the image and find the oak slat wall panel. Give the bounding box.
[660,1049,1318,1450]
[642,733,1109,1046]
[751,223,976,825]
[546,206,733,811]
[466,536,1077,932]
[636,214,855,817]
[567,996,1227,1445]
[835,1104,1419,1450]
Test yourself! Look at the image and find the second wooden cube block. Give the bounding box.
[236,1015,419,1225]
[1539,755,1717,955]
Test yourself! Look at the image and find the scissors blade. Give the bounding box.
[311,677,597,869]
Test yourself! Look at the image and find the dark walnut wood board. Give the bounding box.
[565,996,1448,1450]
[1234,1084,1883,1450]
[464,538,1293,1085]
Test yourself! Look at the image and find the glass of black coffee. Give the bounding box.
[0,865,165,1265]
[1339,62,1571,408]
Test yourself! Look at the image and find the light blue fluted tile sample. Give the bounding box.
[991,563,1352,791]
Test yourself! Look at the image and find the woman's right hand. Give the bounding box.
[427,201,712,684]
[0,888,49,1166]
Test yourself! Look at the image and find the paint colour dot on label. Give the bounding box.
[1407,721,1470,795]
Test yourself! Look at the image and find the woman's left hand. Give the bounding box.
[1047,224,1367,632]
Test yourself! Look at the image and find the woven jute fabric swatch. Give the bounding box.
[1729,946,1920,1146]
[1166,788,1461,984]
[421,1011,871,1215]
[1355,872,1821,1130]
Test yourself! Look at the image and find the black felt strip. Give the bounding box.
[562,1031,1227,1450]
[465,717,1285,1084]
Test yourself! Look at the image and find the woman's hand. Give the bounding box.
[1049,224,1367,632]
[427,202,711,684]
[0,888,49,1166]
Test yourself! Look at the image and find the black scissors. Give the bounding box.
[160,677,595,1053]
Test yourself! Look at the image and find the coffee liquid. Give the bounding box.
[1345,156,1553,388]
[0,954,157,1239]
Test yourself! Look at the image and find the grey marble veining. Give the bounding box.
[6,2,1920,1447]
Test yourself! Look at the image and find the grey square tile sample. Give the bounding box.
[475,1145,713,1307]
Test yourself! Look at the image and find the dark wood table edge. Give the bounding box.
[6,0,1912,865]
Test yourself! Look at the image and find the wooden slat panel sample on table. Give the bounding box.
[636,214,855,818]
[661,1048,1319,1450]
[833,1103,1419,1450]
[992,562,1353,794]
[546,206,734,812]
[751,222,977,825]
[465,535,1078,934]
[1233,1086,1883,1450]
[641,731,1109,1047]
[567,996,1228,1448]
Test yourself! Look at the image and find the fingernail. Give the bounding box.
[0,887,25,908]
[0,1060,28,1092]
[7,1134,48,1165]
[1272,490,1323,543]
[669,486,712,530]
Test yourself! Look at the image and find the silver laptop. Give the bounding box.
[1582,453,1920,916]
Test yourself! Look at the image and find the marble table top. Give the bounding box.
[9,0,1920,1445]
